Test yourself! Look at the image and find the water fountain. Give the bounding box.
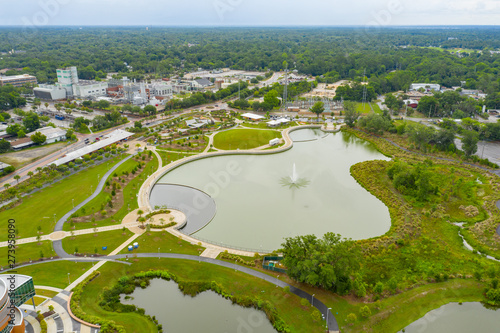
[280,163,310,189]
[290,163,298,184]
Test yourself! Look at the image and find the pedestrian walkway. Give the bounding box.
[64,233,141,291]
[0,222,142,248]
[200,248,221,259]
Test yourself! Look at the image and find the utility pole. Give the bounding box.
[362,69,367,110]
[282,63,288,114]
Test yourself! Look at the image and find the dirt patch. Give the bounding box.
[0,142,66,168]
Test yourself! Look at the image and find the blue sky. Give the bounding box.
[1,0,499,26]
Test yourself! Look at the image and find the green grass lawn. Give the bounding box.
[24,296,47,306]
[35,289,58,298]
[311,279,485,333]
[155,151,191,165]
[213,128,282,150]
[65,154,159,231]
[7,261,94,289]
[119,231,203,256]
[62,229,134,256]
[79,259,325,332]
[1,241,55,267]
[73,157,140,217]
[371,102,382,114]
[354,102,372,114]
[0,156,127,241]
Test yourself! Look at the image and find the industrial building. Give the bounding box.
[34,67,108,100]
[0,74,37,87]
[0,274,36,333]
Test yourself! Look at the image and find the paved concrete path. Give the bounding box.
[35,285,64,293]
[54,154,135,231]
[0,222,141,248]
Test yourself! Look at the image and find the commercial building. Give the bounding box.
[267,118,290,127]
[192,78,213,89]
[34,67,108,100]
[10,126,67,150]
[409,83,441,92]
[50,129,133,167]
[241,113,265,121]
[0,162,11,173]
[0,74,37,87]
[0,274,36,333]
[33,84,67,100]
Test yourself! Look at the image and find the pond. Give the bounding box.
[121,279,277,333]
[401,302,500,333]
[151,129,391,250]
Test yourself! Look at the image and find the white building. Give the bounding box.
[56,66,79,96]
[30,126,66,144]
[149,83,173,97]
[241,113,265,121]
[409,83,441,92]
[34,84,67,100]
[267,118,290,127]
[50,129,134,166]
[73,80,109,98]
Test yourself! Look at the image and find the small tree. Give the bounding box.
[360,305,371,318]
[137,209,144,217]
[309,101,325,121]
[14,175,20,183]
[346,313,357,324]
[27,171,34,178]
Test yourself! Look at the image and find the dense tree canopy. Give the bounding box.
[281,233,360,295]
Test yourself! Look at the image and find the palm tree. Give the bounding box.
[44,102,49,109]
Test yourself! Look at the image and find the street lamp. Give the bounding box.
[311,294,315,307]
[158,247,160,259]
[67,273,70,285]
[72,198,74,208]
[53,214,56,224]
[326,307,332,329]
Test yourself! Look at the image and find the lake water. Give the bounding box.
[154,129,391,250]
[402,302,500,333]
[121,279,277,333]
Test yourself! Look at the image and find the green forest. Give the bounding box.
[1,27,500,108]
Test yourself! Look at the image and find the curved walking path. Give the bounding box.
[54,154,135,231]
[7,124,341,332]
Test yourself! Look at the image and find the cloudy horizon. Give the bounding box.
[0,0,499,27]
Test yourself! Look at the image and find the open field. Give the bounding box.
[62,229,134,256]
[0,142,67,168]
[119,231,203,256]
[1,241,54,267]
[7,261,94,289]
[213,128,281,149]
